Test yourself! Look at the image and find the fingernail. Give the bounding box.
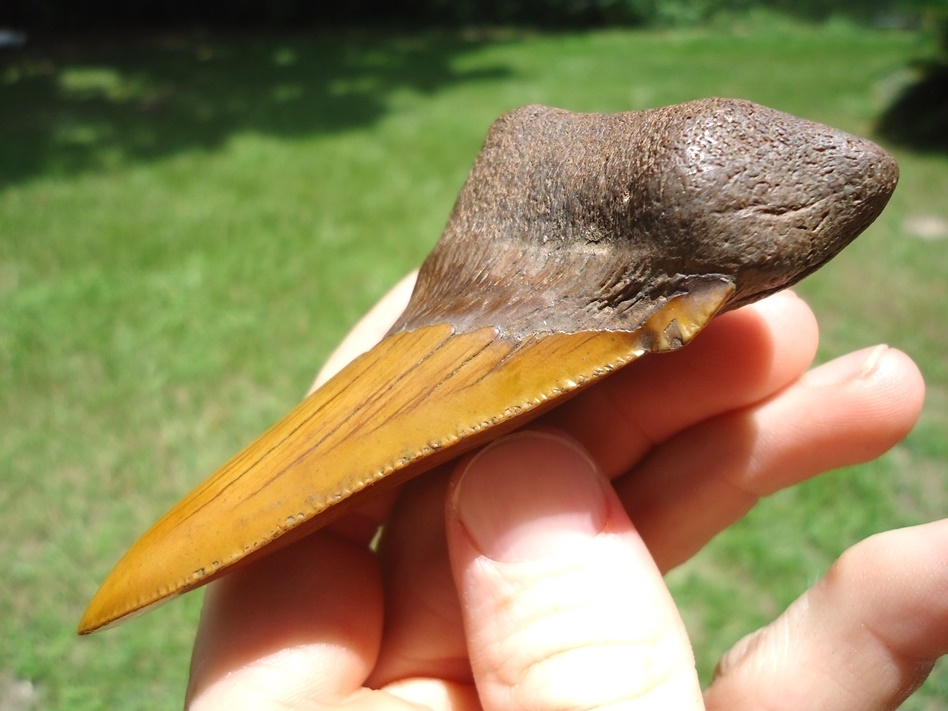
[452,431,608,563]
[804,344,890,387]
[857,344,889,379]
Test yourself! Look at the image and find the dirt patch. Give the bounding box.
[0,673,36,711]
[904,214,948,241]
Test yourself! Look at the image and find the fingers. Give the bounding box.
[542,290,820,478]
[618,345,925,571]
[186,534,383,710]
[365,468,471,688]
[705,519,948,711]
[445,430,704,711]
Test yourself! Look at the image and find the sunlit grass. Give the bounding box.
[1,20,945,709]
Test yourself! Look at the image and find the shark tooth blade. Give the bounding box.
[79,280,733,633]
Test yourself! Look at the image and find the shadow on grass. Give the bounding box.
[877,60,948,153]
[0,29,513,186]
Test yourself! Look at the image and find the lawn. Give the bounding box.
[1,17,946,709]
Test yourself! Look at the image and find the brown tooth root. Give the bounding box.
[78,97,898,634]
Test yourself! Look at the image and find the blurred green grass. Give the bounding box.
[1,18,946,710]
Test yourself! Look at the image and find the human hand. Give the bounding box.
[185,273,945,710]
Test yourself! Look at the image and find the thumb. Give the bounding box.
[446,430,702,711]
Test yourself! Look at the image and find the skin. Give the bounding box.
[185,273,947,711]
